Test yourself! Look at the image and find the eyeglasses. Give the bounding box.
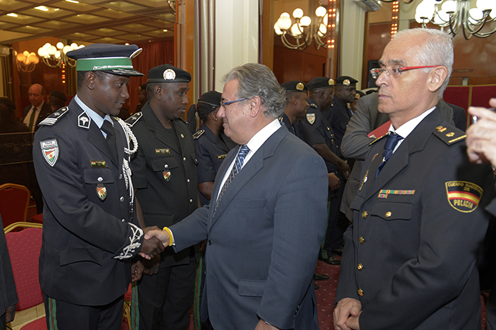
[370,66,439,79]
[220,97,246,108]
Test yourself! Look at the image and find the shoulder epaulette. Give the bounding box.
[193,129,205,140]
[369,133,388,146]
[432,124,466,145]
[310,103,318,108]
[39,107,69,126]
[125,112,143,127]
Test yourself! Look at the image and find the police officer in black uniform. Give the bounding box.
[33,44,164,330]
[280,81,308,140]
[326,76,358,155]
[298,77,351,266]
[126,64,198,330]
[193,91,237,206]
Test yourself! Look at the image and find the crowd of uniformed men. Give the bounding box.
[3,27,496,330]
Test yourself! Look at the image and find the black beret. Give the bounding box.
[50,90,67,102]
[198,91,221,107]
[67,43,143,76]
[0,97,15,110]
[281,81,308,93]
[336,76,358,87]
[308,77,334,90]
[147,64,191,84]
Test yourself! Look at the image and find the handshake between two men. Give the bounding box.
[130,226,170,282]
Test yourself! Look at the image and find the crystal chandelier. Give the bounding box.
[37,42,85,68]
[415,0,496,39]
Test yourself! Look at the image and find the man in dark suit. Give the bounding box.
[22,84,52,132]
[0,215,17,330]
[334,28,495,330]
[126,64,199,330]
[145,63,328,330]
[33,44,163,330]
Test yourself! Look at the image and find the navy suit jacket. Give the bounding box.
[170,125,328,330]
[23,102,52,132]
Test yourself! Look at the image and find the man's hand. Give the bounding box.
[143,225,160,235]
[334,298,361,330]
[139,236,164,260]
[337,160,351,179]
[143,254,161,275]
[131,259,144,282]
[467,99,496,166]
[6,304,16,323]
[328,173,341,191]
[345,314,361,330]
[145,229,170,247]
[254,319,279,330]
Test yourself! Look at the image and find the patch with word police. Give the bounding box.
[40,138,59,167]
[306,113,316,125]
[378,189,415,199]
[445,181,483,213]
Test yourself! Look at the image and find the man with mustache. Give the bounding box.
[126,64,198,330]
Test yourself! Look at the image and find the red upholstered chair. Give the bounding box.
[0,183,30,228]
[4,222,46,329]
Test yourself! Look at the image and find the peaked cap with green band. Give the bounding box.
[67,43,144,76]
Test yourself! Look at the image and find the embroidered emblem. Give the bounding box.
[163,170,171,181]
[163,69,176,80]
[436,126,447,132]
[91,160,107,167]
[296,82,304,91]
[378,189,415,199]
[445,181,483,213]
[97,183,107,201]
[328,79,334,86]
[359,170,369,191]
[343,79,350,86]
[155,148,170,154]
[40,139,59,167]
[446,132,455,137]
[78,112,91,129]
[306,113,316,125]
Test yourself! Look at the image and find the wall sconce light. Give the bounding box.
[16,51,39,73]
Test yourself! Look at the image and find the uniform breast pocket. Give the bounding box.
[370,202,413,221]
[83,167,114,184]
[151,156,179,172]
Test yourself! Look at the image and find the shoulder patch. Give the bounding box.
[125,112,143,127]
[40,138,59,167]
[193,129,205,140]
[433,125,466,145]
[306,113,316,125]
[369,133,388,146]
[39,107,69,126]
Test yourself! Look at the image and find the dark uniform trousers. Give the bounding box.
[127,104,198,330]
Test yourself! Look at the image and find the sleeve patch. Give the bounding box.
[445,181,483,213]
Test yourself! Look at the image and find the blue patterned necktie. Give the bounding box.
[375,133,403,178]
[214,145,250,214]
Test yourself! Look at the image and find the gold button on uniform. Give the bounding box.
[385,211,392,218]
[357,263,363,270]
[362,211,368,218]
[359,237,365,244]
[357,288,364,296]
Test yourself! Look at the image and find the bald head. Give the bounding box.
[28,84,45,107]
